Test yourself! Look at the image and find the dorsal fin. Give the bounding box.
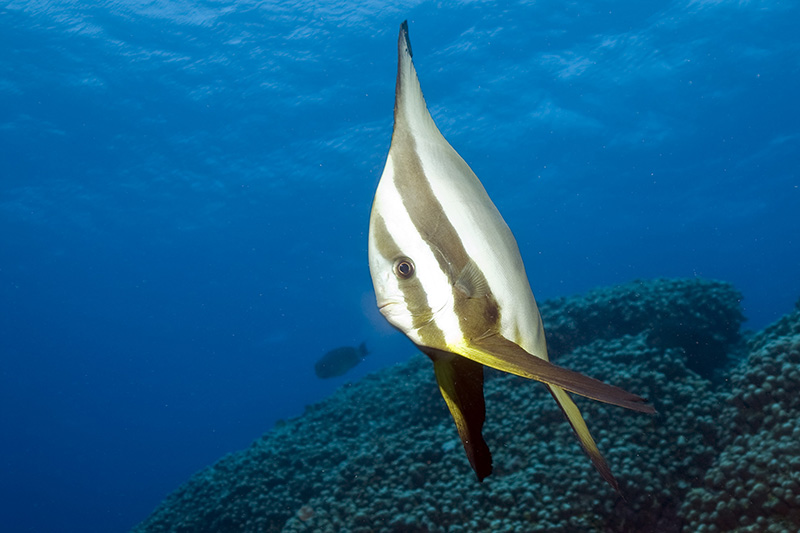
[393,21,443,141]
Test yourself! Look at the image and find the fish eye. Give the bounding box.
[393,258,415,279]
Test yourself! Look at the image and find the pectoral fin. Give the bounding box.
[454,259,490,298]
[425,349,493,481]
[454,334,656,414]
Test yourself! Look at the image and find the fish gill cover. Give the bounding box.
[133,278,800,533]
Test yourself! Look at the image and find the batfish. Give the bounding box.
[314,342,368,379]
[367,21,655,491]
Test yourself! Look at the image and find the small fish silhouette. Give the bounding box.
[314,342,369,379]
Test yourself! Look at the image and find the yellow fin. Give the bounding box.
[453,334,656,414]
[549,385,621,494]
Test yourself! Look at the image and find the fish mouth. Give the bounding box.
[377,300,401,314]
[377,300,448,326]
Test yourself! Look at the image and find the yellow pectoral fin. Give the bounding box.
[450,335,656,414]
[549,385,621,494]
[430,352,492,482]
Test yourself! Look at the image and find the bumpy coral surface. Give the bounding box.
[679,309,800,532]
[133,278,800,533]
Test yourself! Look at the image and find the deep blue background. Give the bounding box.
[1,1,798,531]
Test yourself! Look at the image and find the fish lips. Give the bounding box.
[376,299,403,322]
[378,298,452,347]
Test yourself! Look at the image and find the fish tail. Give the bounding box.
[548,385,624,497]
[359,342,368,357]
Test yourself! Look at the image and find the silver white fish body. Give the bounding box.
[368,21,654,487]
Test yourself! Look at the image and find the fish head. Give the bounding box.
[367,22,507,353]
[368,181,457,348]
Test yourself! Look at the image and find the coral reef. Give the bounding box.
[133,278,800,533]
[679,309,800,532]
[539,278,744,379]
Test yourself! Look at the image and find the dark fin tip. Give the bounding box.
[400,20,412,57]
[475,458,492,482]
[596,456,622,496]
[592,451,627,499]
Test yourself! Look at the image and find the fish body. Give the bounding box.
[368,21,654,489]
[314,342,368,379]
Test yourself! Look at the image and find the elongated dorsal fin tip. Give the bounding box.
[392,20,445,145]
[400,20,412,58]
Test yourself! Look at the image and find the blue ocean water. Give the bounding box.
[1,1,797,532]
